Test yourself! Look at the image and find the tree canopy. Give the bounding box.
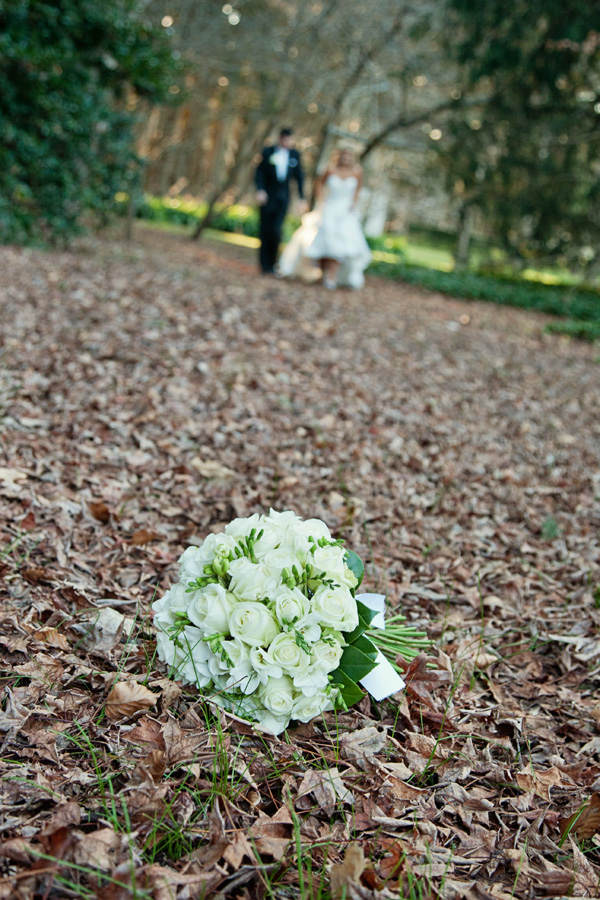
[437,0,600,268]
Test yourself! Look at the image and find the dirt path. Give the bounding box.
[1,227,599,898]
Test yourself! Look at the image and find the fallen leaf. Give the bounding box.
[330,843,366,899]
[130,528,160,545]
[105,681,159,719]
[517,766,572,801]
[190,457,236,479]
[88,500,111,523]
[341,726,388,765]
[559,792,600,840]
[22,566,52,584]
[33,626,70,651]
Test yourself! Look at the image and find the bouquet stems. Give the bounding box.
[367,612,432,672]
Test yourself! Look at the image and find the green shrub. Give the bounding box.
[0,0,178,244]
[544,320,600,341]
[368,259,600,324]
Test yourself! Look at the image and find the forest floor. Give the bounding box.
[1,224,600,900]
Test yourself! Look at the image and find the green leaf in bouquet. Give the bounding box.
[338,643,378,683]
[330,668,365,708]
[344,550,364,588]
[343,598,379,644]
[350,633,378,661]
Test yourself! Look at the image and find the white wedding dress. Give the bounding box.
[278,174,372,289]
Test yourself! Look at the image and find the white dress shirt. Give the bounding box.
[273,147,290,181]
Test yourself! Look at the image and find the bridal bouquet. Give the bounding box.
[153,510,429,734]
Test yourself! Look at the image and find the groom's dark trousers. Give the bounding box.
[255,146,304,274]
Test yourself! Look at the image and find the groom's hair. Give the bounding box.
[280,128,292,138]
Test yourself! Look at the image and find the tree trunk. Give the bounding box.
[455,204,474,270]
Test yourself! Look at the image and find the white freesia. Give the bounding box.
[312,584,359,632]
[294,612,322,644]
[222,640,261,694]
[250,645,283,684]
[292,664,331,696]
[187,583,235,635]
[176,626,213,687]
[153,583,190,667]
[228,557,280,601]
[229,602,279,647]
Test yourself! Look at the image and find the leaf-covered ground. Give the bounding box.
[1,226,600,899]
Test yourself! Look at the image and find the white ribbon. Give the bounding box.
[357,593,406,701]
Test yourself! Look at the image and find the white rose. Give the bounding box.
[266,509,301,530]
[260,546,302,576]
[311,545,358,589]
[312,584,358,632]
[259,674,294,717]
[228,557,280,601]
[229,602,279,647]
[253,518,285,557]
[250,645,283,684]
[311,638,344,673]
[254,711,289,735]
[224,514,262,539]
[187,583,235,635]
[292,690,333,723]
[268,633,310,675]
[179,533,237,584]
[274,586,310,626]
[288,516,331,542]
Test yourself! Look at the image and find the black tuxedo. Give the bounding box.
[255,145,304,273]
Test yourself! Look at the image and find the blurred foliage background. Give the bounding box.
[2,0,600,285]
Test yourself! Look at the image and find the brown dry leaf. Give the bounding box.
[250,806,293,860]
[531,870,575,896]
[516,766,572,801]
[130,528,160,545]
[73,827,122,871]
[22,566,52,584]
[132,749,166,784]
[105,681,159,719]
[88,499,111,522]
[296,767,353,815]
[559,792,600,840]
[0,467,28,497]
[340,726,388,764]
[33,626,69,651]
[330,843,366,899]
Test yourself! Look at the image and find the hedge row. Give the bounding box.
[368,259,600,325]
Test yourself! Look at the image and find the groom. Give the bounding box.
[255,128,306,275]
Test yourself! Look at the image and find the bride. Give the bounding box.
[278,148,372,289]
